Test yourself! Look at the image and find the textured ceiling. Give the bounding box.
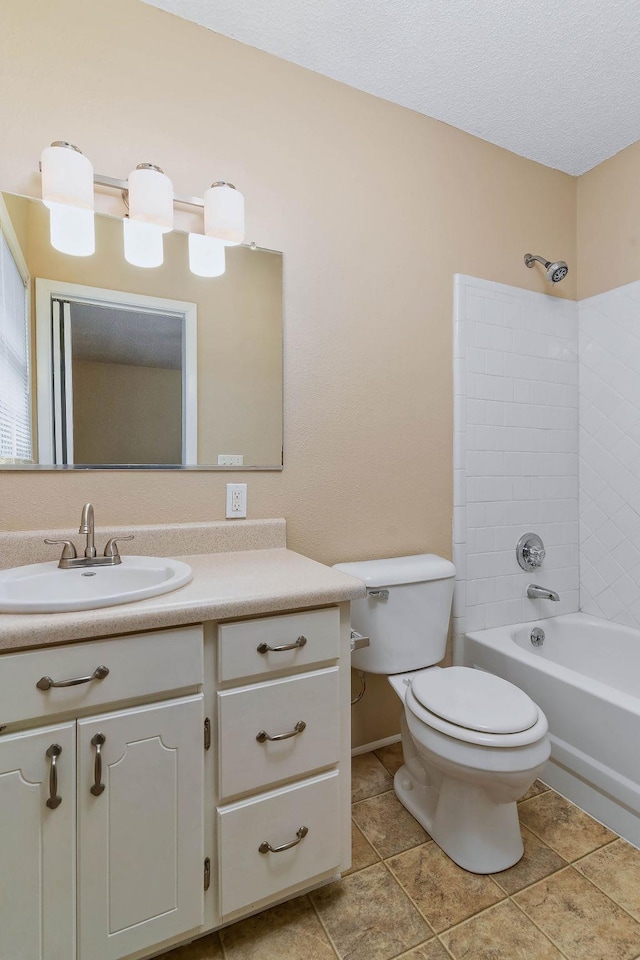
[141,0,640,175]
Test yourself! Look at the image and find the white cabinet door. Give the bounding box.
[77,695,204,960]
[0,722,76,960]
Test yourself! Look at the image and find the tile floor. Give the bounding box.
[160,744,640,960]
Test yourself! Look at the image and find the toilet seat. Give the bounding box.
[411,666,539,734]
[402,667,548,748]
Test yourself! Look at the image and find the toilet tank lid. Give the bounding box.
[332,554,455,587]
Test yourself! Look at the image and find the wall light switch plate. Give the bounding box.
[218,454,244,466]
[226,483,247,518]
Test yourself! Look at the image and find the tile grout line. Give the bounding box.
[571,852,640,930]
[378,857,439,947]
[506,871,576,960]
[438,896,566,960]
[379,853,507,940]
[306,890,345,960]
[510,862,640,958]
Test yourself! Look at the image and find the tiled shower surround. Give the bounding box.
[579,281,640,628]
[455,274,640,638]
[453,275,580,639]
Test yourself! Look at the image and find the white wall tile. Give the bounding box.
[453,276,579,635]
[579,279,640,630]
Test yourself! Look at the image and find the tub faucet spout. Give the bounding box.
[527,583,560,601]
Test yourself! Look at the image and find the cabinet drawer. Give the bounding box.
[218,770,340,917]
[218,667,340,799]
[0,626,203,726]
[217,607,340,682]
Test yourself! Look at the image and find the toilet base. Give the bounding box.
[394,764,524,874]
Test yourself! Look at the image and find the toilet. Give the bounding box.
[334,554,550,874]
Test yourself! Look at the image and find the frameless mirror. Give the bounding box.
[0,191,283,469]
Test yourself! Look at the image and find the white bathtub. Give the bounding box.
[464,612,640,845]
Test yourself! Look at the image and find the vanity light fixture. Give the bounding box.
[188,232,226,278]
[127,163,174,231]
[40,142,95,256]
[123,218,165,269]
[39,142,245,275]
[123,163,173,268]
[204,182,245,246]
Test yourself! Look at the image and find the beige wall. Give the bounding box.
[73,361,182,465]
[577,140,640,300]
[0,0,577,746]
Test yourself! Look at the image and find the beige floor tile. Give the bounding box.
[351,752,394,802]
[395,940,451,960]
[387,841,505,933]
[157,932,224,960]
[374,741,404,776]
[575,838,640,920]
[514,866,640,960]
[220,895,336,960]
[518,778,550,803]
[441,899,563,959]
[492,826,567,895]
[343,822,380,876]
[518,789,616,860]
[352,790,429,858]
[311,862,432,960]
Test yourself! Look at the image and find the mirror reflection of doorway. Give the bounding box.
[36,281,197,466]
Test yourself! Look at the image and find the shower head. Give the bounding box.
[524,253,569,284]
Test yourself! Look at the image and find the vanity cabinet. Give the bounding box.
[0,601,352,959]
[214,606,348,921]
[0,626,205,960]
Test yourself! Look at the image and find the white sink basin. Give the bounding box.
[0,556,193,614]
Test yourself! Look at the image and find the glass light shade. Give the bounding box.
[204,182,244,246]
[128,165,174,233]
[188,233,225,278]
[48,203,95,257]
[123,218,164,268]
[41,143,94,210]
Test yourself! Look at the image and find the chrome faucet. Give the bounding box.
[79,502,96,558]
[45,503,134,569]
[527,584,560,602]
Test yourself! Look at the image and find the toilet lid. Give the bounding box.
[410,667,539,734]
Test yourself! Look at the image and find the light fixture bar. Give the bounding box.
[38,164,205,208]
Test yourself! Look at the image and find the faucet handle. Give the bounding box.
[44,539,77,560]
[103,535,134,559]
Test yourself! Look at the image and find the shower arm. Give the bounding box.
[524,253,549,268]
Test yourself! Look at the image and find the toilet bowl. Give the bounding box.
[390,666,549,872]
[333,555,551,874]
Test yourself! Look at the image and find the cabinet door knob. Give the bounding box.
[256,720,306,743]
[257,636,307,654]
[259,825,308,854]
[90,732,106,796]
[45,743,62,809]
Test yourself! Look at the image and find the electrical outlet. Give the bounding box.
[226,483,247,518]
[217,454,244,466]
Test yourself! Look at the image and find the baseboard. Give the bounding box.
[351,733,401,757]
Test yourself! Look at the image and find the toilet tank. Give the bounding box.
[333,555,455,675]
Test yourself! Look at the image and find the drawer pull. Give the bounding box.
[257,636,307,655]
[90,733,106,796]
[256,720,306,743]
[37,665,109,691]
[45,743,62,809]
[259,825,308,855]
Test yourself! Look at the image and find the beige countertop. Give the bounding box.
[0,548,366,652]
